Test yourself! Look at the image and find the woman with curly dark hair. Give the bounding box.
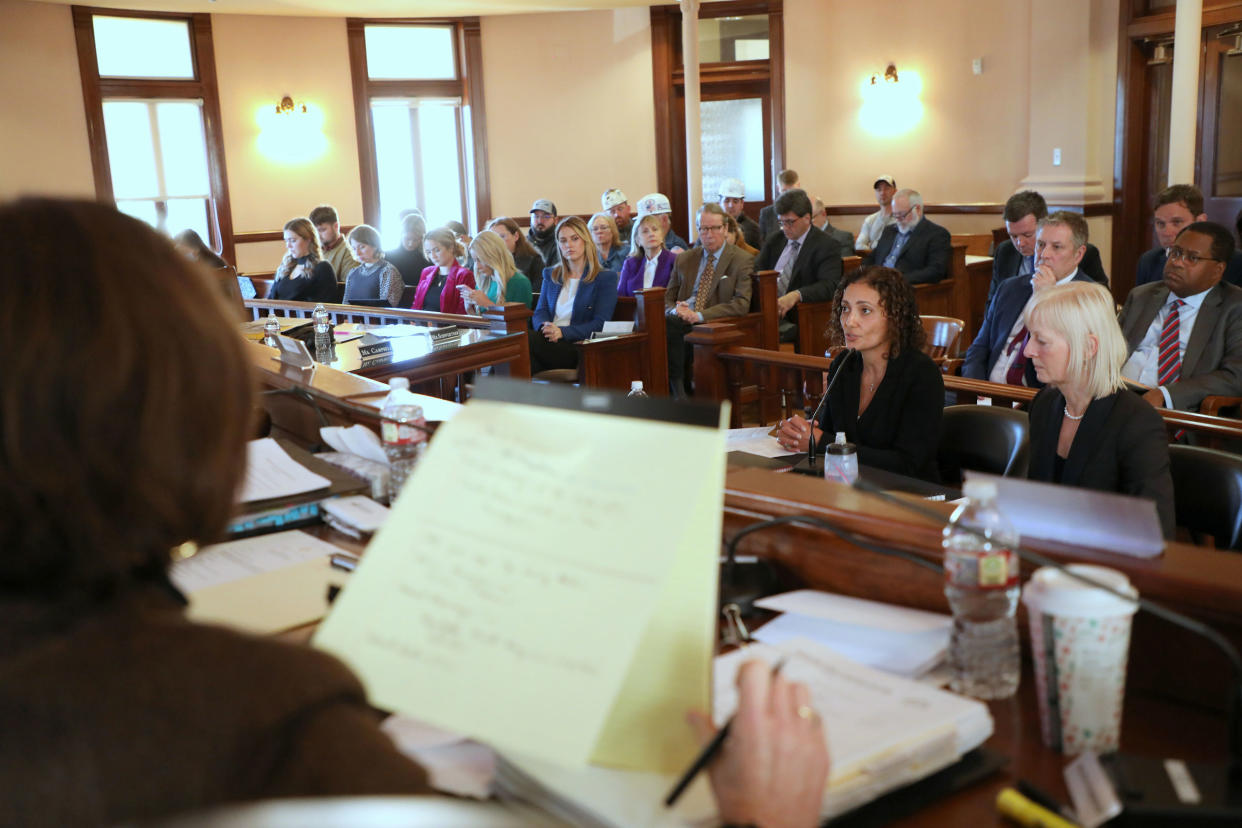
[775,265,944,481]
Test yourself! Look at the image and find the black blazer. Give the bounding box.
[754,225,843,304]
[1027,387,1175,537]
[815,348,944,482]
[988,239,1108,305]
[758,204,777,242]
[862,218,952,285]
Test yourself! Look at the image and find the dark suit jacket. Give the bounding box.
[988,239,1108,305]
[862,217,952,284]
[1027,387,1175,537]
[963,270,1094,383]
[1118,280,1242,410]
[758,204,776,241]
[819,221,855,258]
[736,213,763,249]
[533,268,620,342]
[754,225,843,304]
[815,348,944,482]
[1135,246,1242,289]
[664,243,754,320]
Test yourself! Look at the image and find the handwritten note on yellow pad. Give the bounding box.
[313,398,725,773]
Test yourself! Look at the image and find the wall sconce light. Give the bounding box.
[275,95,308,116]
[859,63,923,137]
[256,96,327,164]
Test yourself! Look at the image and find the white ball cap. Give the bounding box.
[601,188,627,210]
[718,178,746,199]
[636,192,672,218]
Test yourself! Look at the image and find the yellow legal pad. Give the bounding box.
[313,397,726,773]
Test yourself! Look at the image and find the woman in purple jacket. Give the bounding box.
[617,213,677,297]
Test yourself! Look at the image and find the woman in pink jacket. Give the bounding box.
[412,226,474,314]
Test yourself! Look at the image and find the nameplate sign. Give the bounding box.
[271,334,314,369]
[357,340,395,369]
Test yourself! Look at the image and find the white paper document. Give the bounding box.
[171,530,341,593]
[725,425,789,459]
[237,438,331,504]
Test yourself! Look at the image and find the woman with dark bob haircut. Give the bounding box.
[776,265,944,481]
[0,200,829,827]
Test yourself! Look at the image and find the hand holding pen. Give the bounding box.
[674,658,829,828]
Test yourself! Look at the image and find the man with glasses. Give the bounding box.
[754,188,843,343]
[963,212,1095,386]
[527,198,559,265]
[1120,221,1242,412]
[1134,185,1242,290]
[862,188,951,285]
[663,203,754,397]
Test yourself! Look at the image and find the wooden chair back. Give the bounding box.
[921,315,965,359]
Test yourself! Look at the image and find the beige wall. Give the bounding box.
[0,0,95,201]
[481,7,657,220]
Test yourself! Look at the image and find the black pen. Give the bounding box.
[664,657,787,808]
[1017,778,1078,822]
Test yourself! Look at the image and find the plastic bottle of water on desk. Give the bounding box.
[627,381,648,397]
[380,377,427,505]
[824,431,858,484]
[312,304,335,363]
[263,313,281,348]
[943,478,1020,699]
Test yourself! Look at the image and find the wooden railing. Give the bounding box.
[243,298,533,338]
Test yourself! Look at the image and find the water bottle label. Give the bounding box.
[946,548,1017,588]
[381,420,427,445]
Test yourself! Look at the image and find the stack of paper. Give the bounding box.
[493,637,993,827]
[753,590,951,678]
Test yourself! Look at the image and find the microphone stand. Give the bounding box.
[805,349,856,471]
[851,476,1242,826]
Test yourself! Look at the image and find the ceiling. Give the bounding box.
[26,0,678,17]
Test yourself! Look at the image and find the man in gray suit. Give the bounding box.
[1119,221,1242,412]
[812,197,854,258]
[665,203,754,397]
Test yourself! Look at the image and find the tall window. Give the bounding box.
[347,19,489,245]
[72,8,233,263]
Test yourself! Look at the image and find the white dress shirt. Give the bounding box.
[988,269,1081,385]
[553,278,580,327]
[1122,286,1211,407]
[642,254,660,289]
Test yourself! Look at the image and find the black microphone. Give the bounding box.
[806,348,856,470]
[851,475,1242,826]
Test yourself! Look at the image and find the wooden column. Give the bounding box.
[1168,0,1203,185]
[681,0,702,241]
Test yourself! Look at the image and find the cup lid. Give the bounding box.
[1021,564,1138,617]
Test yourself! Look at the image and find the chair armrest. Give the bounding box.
[1201,396,1242,418]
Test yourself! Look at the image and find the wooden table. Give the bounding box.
[328,326,530,384]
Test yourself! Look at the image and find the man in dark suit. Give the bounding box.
[1134,185,1242,291]
[861,189,951,284]
[1120,221,1242,413]
[757,168,799,242]
[812,197,854,258]
[963,211,1095,385]
[664,204,754,397]
[988,190,1108,305]
[754,188,843,343]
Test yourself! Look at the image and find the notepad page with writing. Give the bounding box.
[313,399,723,773]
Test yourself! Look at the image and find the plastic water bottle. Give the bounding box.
[824,432,859,484]
[627,381,648,398]
[380,378,427,505]
[263,313,281,347]
[943,478,1021,699]
[312,304,335,363]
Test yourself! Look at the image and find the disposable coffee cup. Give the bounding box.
[1021,564,1138,754]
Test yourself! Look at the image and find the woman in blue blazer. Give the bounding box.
[530,216,619,373]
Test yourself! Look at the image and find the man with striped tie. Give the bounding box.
[1119,221,1242,413]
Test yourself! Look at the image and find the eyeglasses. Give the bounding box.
[777,217,804,228]
[892,208,915,222]
[697,223,725,233]
[1167,246,1222,265]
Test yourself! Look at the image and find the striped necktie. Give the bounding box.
[1157,299,1185,386]
[1004,326,1030,386]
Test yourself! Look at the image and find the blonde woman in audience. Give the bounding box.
[589,212,627,274]
[530,216,620,373]
[0,196,829,828]
[725,214,759,256]
[464,229,533,310]
[413,226,474,314]
[617,212,676,297]
[342,224,403,306]
[486,216,543,289]
[269,217,337,302]
[1023,281,1175,536]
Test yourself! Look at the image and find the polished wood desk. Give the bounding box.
[724,465,1234,825]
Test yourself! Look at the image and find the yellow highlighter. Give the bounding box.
[996,787,1081,828]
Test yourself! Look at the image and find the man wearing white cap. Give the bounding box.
[718,178,762,249]
[855,175,897,253]
[635,192,690,253]
[527,198,559,265]
[601,189,633,254]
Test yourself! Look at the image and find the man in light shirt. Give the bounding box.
[962,211,1095,386]
[1119,221,1242,412]
[854,175,896,253]
[309,204,359,283]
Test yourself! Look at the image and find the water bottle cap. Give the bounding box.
[962,478,998,500]
[631,381,644,392]
[390,377,410,391]
[834,431,846,444]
